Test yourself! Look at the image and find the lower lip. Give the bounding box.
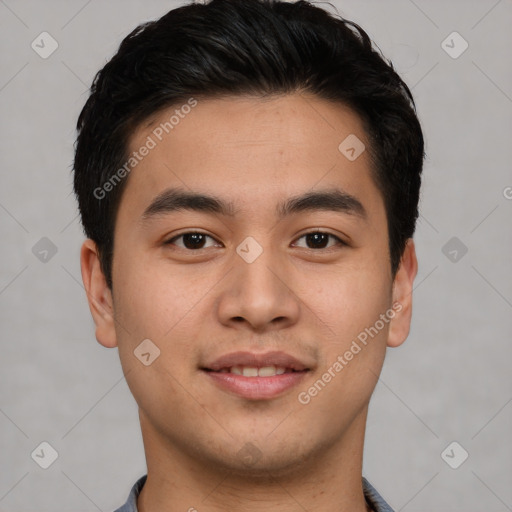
[202,370,308,400]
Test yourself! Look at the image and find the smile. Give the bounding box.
[201,350,313,400]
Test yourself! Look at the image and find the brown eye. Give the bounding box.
[293,231,345,250]
[165,232,219,250]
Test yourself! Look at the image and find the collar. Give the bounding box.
[114,474,395,512]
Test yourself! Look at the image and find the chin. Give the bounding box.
[198,435,322,480]
[220,451,314,481]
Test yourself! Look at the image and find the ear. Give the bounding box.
[387,238,418,348]
[80,239,118,348]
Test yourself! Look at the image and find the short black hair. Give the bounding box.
[73,0,424,289]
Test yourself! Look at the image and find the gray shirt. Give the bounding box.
[113,474,394,511]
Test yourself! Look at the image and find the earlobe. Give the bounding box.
[80,239,118,348]
[387,239,418,348]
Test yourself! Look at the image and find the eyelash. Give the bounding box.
[164,230,347,251]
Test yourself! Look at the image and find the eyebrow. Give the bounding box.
[141,187,367,222]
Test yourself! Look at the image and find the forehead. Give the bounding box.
[120,93,383,221]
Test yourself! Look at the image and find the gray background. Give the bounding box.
[1,0,511,510]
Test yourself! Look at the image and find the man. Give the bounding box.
[73,0,423,510]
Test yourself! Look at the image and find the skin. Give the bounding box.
[81,92,417,512]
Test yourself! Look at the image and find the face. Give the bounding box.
[82,92,417,476]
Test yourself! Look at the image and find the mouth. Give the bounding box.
[200,351,312,400]
[204,365,304,377]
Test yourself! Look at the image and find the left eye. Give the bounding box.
[293,231,344,250]
[165,231,344,251]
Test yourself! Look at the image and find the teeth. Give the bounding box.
[242,367,258,377]
[258,366,277,377]
[228,366,288,377]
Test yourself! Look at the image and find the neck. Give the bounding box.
[137,407,371,512]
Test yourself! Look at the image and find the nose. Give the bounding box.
[216,242,300,333]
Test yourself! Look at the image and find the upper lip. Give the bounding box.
[203,351,312,372]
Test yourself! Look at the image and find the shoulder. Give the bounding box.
[362,477,395,512]
[112,474,147,512]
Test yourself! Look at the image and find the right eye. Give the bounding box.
[164,232,222,250]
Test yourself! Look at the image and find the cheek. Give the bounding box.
[298,257,392,346]
[111,249,224,384]
[112,248,204,340]
[296,270,391,434]
[111,255,205,409]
